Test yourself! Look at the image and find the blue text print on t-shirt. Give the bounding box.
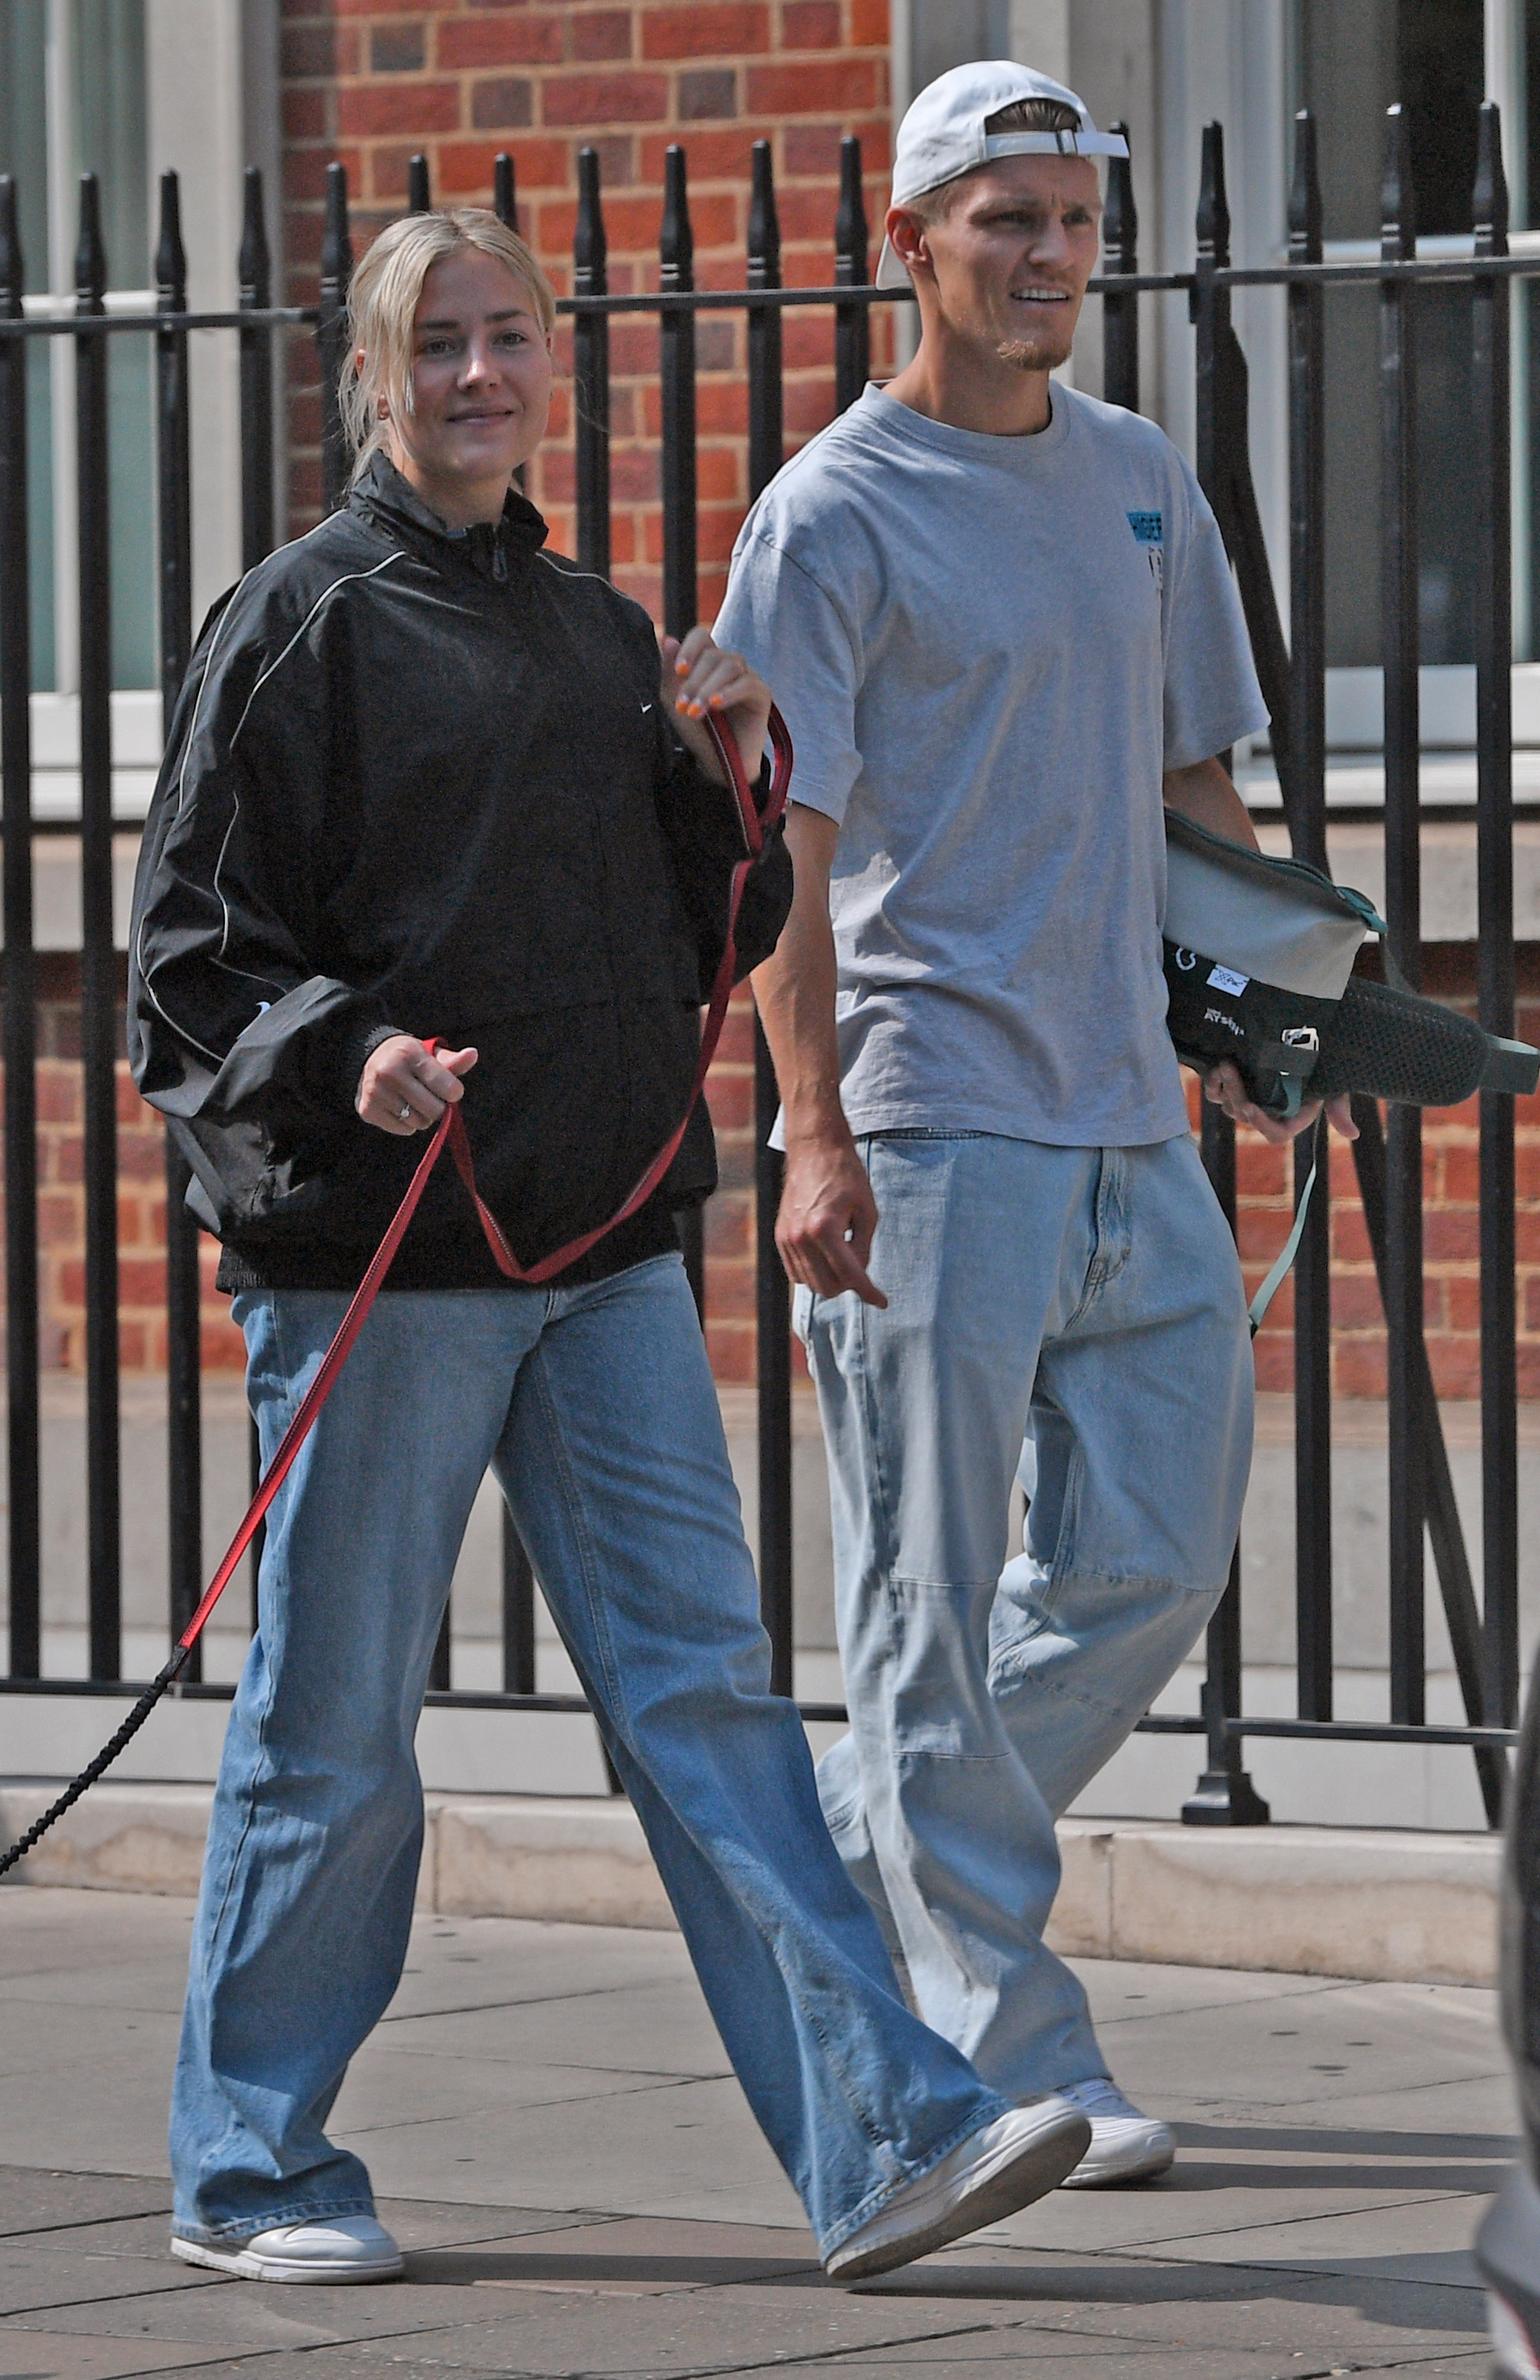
[1127,510,1164,589]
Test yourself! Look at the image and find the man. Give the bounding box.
[719,60,1353,2186]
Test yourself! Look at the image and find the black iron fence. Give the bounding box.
[0,106,1531,1824]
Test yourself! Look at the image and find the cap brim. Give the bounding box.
[875,235,911,290]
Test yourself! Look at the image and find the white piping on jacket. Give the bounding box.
[144,546,407,1071]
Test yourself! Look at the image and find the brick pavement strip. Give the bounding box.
[0,1887,1511,2378]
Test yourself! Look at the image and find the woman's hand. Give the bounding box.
[662,626,773,792]
[357,1035,477,1135]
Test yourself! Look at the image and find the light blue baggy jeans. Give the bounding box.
[798,1132,1253,2102]
[169,1254,1011,2261]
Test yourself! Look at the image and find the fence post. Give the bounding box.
[408,152,431,213]
[237,166,276,1629]
[157,171,203,1675]
[75,173,121,1681]
[493,152,518,231]
[745,139,793,1696]
[317,162,352,516]
[239,167,275,569]
[1184,123,1268,1826]
[574,146,611,579]
[1101,123,1138,412]
[1473,101,1519,1734]
[659,145,697,639]
[0,175,40,1680]
[659,144,705,1318]
[1287,109,1332,1719]
[833,135,868,414]
[1378,103,1427,1727]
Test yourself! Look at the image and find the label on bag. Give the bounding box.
[1207,963,1250,997]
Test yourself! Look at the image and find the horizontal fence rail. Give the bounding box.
[0,107,1535,1824]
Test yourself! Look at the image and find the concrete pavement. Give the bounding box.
[0,1885,1515,2377]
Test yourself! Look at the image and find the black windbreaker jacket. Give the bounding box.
[128,455,792,1291]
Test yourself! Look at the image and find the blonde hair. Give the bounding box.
[341,208,557,480]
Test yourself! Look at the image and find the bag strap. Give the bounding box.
[1246,1108,1323,1338]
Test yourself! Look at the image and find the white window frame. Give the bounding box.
[17,0,279,824]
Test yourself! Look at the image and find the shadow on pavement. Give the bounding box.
[402,2246,821,2289]
[855,2251,1484,2332]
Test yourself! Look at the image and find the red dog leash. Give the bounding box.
[0,704,792,1877]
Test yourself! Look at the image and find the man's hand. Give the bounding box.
[776,1129,887,1308]
[662,625,773,791]
[752,804,888,1308]
[1202,1060,1357,1148]
[357,1035,477,1136]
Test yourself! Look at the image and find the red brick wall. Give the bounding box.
[29,960,244,1377]
[279,0,896,621]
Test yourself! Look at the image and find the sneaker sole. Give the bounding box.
[827,2106,1091,2283]
[1059,2127,1176,2190]
[171,2235,403,2284]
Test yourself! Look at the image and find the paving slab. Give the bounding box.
[332,2068,804,2227]
[0,2183,171,2244]
[0,2332,223,2378]
[0,1886,1511,2376]
[377,1973,734,2079]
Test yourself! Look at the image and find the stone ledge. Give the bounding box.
[1051,1817,1502,1989]
[0,1787,1502,1987]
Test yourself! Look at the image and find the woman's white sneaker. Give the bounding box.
[824,2097,1091,2283]
[1055,2076,1176,2187]
[171,2215,403,2284]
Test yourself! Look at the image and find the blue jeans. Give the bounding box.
[170,1254,1009,2261]
[798,1133,1253,2101]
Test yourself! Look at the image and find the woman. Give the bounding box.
[129,208,1090,2287]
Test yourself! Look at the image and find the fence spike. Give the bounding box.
[1195,121,1230,267]
[75,172,106,308]
[748,138,780,289]
[493,152,518,233]
[407,152,431,214]
[155,171,186,312]
[0,176,22,319]
[661,143,692,292]
[1381,103,1415,262]
[1474,100,1508,258]
[239,165,270,309]
[321,160,353,308]
[835,134,868,286]
[574,146,606,295]
[1103,121,1137,274]
[1289,109,1321,264]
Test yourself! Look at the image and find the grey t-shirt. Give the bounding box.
[715,381,1269,1147]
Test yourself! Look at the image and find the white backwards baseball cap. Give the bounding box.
[875,60,1128,289]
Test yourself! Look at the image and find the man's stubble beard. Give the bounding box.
[994,326,1074,374]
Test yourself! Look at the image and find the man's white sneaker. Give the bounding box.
[171,2215,403,2284]
[1055,2076,1176,2188]
[824,2097,1091,2283]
